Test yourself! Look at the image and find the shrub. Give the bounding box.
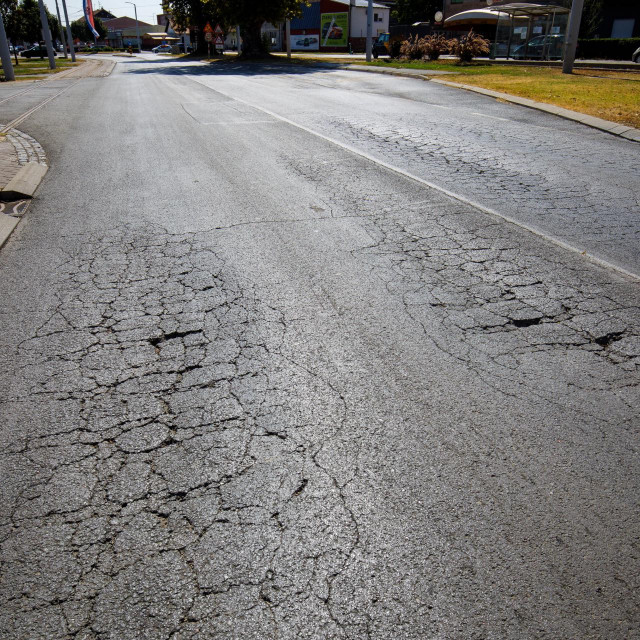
[399,34,425,60]
[421,34,451,60]
[450,29,490,63]
[577,37,640,60]
[390,39,402,59]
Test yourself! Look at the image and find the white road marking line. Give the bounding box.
[184,73,639,281]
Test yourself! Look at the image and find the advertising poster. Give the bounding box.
[320,12,348,47]
[291,34,320,50]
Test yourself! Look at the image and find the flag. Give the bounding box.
[83,0,99,39]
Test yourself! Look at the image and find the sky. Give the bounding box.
[44,0,165,29]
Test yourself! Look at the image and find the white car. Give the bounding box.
[152,44,173,54]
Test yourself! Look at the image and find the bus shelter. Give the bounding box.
[490,3,570,60]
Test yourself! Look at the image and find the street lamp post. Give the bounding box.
[37,0,56,69]
[60,0,75,62]
[126,2,142,53]
[366,0,373,62]
[0,11,15,81]
[53,0,68,59]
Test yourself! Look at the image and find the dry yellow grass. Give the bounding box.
[443,66,640,129]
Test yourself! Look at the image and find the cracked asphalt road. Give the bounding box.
[0,56,638,639]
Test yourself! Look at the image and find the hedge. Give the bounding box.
[577,38,640,61]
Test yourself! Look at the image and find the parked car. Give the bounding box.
[152,44,173,54]
[511,34,564,59]
[20,45,57,58]
[633,46,640,63]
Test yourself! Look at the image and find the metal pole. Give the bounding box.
[366,0,373,62]
[53,0,67,58]
[541,12,551,61]
[236,25,241,53]
[37,0,56,69]
[506,14,513,59]
[562,0,584,74]
[286,18,291,58]
[126,2,141,52]
[61,0,75,61]
[0,12,15,81]
[524,16,532,59]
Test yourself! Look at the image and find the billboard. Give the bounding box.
[320,12,348,47]
[291,35,320,51]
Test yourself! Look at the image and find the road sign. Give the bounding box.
[205,32,213,42]
[214,24,223,35]
[204,22,214,34]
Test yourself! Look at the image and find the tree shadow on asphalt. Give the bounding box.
[120,57,341,77]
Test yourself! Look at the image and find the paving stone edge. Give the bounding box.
[0,128,48,249]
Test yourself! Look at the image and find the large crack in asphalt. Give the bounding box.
[0,226,361,639]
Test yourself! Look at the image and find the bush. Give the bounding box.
[399,34,425,60]
[390,39,402,59]
[421,34,452,61]
[577,37,640,60]
[450,29,490,63]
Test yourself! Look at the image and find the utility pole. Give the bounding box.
[37,0,56,69]
[53,0,68,59]
[0,11,15,81]
[61,0,75,61]
[562,0,584,74]
[126,2,142,53]
[366,0,373,62]
[286,19,291,59]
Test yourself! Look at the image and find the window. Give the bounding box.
[611,19,634,39]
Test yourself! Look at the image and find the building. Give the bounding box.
[597,0,639,38]
[289,0,390,52]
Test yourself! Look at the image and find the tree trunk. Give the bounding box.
[239,18,267,58]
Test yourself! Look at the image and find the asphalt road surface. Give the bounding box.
[0,55,638,639]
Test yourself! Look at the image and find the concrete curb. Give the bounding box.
[330,63,640,143]
[0,213,19,249]
[1,162,48,200]
[430,78,640,143]
[0,128,48,250]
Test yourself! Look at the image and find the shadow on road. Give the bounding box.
[121,57,341,77]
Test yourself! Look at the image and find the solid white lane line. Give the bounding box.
[184,73,639,282]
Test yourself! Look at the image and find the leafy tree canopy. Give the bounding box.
[2,0,59,45]
[71,15,106,42]
[163,0,307,56]
[392,0,441,25]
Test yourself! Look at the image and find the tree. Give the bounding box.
[71,15,106,43]
[392,0,441,25]
[215,0,306,57]
[162,0,223,55]
[3,0,59,47]
[163,0,307,57]
[579,0,603,39]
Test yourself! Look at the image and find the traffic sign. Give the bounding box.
[204,22,214,34]
[205,32,213,42]
[214,24,223,35]
[214,36,224,45]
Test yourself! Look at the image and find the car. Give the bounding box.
[152,44,173,54]
[511,34,564,60]
[20,45,57,58]
[633,46,640,63]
